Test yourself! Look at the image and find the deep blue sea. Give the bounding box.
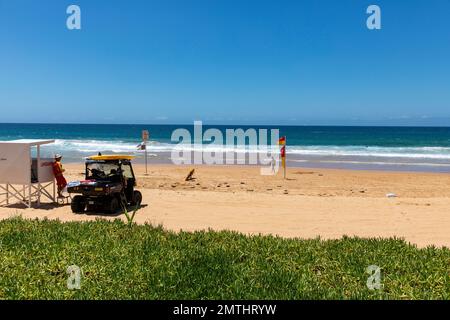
[2,123,450,172]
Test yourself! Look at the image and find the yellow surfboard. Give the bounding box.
[87,155,135,161]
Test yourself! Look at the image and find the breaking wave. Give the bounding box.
[36,139,450,162]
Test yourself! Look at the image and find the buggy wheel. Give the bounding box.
[71,195,86,213]
[131,191,142,207]
[105,196,119,214]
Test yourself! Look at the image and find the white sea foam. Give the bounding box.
[289,159,450,167]
[40,139,450,162]
[288,146,450,160]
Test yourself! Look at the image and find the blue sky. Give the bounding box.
[0,0,449,125]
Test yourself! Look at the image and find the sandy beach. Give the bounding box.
[1,163,449,248]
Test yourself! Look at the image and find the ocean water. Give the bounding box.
[1,123,450,172]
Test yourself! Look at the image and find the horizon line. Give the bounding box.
[1,122,450,128]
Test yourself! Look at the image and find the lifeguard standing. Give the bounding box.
[52,154,67,197]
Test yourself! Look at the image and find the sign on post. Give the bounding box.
[142,130,149,142]
[142,130,149,175]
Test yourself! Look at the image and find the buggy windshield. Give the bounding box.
[86,162,120,180]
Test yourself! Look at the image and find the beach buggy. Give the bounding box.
[67,155,142,214]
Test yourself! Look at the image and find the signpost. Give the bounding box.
[142,130,149,175]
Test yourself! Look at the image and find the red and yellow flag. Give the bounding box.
[280,139,286,178]
[281,146,286,171]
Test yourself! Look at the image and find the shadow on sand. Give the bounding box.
[1,202,148,218]
[2,202,62,211]
[83,204,148,218]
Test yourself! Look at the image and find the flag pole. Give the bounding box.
[145,140,148,175]
[284,137,286,179]
[279,136,286,179]
[142,130,149,176]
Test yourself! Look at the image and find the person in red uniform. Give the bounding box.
[52,154,67,197]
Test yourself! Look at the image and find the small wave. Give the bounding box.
[40,139,450,161]
[289,159,450,167]
[52,139,138,153]
[288,146,450,160]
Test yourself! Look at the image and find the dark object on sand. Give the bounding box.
[185,169,195,181]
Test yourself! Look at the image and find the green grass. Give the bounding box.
[0,217,448,299]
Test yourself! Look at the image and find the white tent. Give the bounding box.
[0,139,56,208]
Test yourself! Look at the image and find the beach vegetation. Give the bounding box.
[0,217,448,300]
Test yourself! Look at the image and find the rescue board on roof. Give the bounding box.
[87,155,135,161]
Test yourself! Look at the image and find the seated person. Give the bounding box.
[108,168,122,182]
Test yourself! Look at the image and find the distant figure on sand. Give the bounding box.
[271,156,276,174]
[52,154,67,197]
